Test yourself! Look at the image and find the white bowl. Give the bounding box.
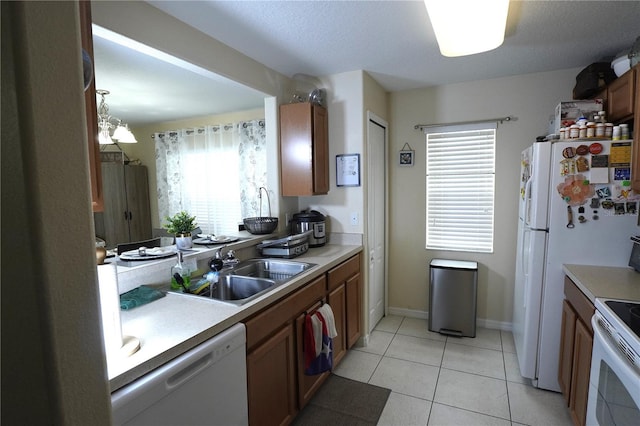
[612,53,631,77]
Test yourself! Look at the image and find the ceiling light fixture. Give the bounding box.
[96,89,138,145]
[424,0,510,57]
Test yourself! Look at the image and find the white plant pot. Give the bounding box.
[175,234,193,250]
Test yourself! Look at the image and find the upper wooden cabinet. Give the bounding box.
[607,67,635,123]
[280,102,329,196]
[632,65,640,192]
[79,1,103,212]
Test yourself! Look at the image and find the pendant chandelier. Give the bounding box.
[97,89,138,144]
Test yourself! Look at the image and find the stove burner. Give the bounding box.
[605,300,640,339]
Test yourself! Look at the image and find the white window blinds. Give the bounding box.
[425,127,496,253]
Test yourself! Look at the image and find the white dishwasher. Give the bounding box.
[111,323,248,426]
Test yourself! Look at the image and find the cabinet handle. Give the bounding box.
[123,211,128,220]
[129,211,133,220]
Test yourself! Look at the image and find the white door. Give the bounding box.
[367,114,387,331]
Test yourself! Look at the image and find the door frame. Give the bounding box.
[365,111,389,334]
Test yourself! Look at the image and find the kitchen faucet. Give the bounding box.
[209,247,239,271]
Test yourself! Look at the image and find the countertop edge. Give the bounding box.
[563,264,640,304]
[108,244,362,392]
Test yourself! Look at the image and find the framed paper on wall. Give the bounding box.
[336,154,360,187]
[399,150,414,167]
[399,142,415,167]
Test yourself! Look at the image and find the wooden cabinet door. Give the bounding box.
[124,166,151,242]
[558,299,577,403]
[247,323,296,426]
[327,285,347,366]
[79,1,103,212]
[312,105,329,194]
[346,272,362,348]
[569,319,593,426]
[279,102,329,196]
[607,69,635,122]
[101,163,129,247]
[632,65,640,192]
[295,302,330,409]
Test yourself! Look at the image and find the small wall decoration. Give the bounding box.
[336,154,360,187]
[399,143,414,167]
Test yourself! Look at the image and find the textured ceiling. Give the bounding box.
[93,0,640,126]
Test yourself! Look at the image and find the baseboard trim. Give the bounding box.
[387,306,512,332]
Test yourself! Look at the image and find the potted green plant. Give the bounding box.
[164,211,197,250]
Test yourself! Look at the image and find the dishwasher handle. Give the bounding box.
[166,353,213,390]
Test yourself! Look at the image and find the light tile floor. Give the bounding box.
[333,315,573,426]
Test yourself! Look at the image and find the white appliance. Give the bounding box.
[513,140,636,391]
[111,323,248,425]
[587,298,640,425]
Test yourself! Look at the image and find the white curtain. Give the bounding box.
[155,119,266,235]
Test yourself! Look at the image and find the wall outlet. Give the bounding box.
[350,212,358,226]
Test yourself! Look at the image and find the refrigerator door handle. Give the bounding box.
[523,177,532,227]
[522,228,529,309]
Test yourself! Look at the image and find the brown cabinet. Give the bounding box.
[244,275,326,424]
[327,284,347,365]
[79,1,103,212]
[327,254,362,350]
[570,318,593,426]
[98,163,151,248]
[295,301,330,409]
[607,68,635,123]
[558,276,595,426]
[244,253,362,425]
[246,323,296,426]
[632,65,640,192]
[280,102,329,196]
[346,272,362,348]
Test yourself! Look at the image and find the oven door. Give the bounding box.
[587,312,640,425]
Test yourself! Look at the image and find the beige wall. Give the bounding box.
[388,67,581,327]
[300,71,366,232]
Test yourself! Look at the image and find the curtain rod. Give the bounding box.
[414,116,514,131]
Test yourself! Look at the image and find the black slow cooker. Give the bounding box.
[291,210,326,247]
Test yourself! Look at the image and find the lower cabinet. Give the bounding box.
[246,324,296,426]
[244,253,362,425]
[345,272,362,348]
[296,301,330,409]
[558,276,594,426]
[327,285,347,365]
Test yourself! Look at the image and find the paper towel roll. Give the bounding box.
[97,263,123,354]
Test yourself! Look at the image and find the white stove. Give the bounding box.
[587,298,640,425]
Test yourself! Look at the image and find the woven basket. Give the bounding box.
[243,187,278,234]
[243,216,278,234]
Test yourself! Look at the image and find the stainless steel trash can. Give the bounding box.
[429,259,478,337]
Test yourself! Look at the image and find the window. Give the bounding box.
[425,125,496,253]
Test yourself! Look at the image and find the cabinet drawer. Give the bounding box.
[564,277,595,333]
[327,255,360,291]
[245,275,327,351]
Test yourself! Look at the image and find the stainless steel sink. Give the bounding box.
[198,275,276,305]
[229,259,316,283]
[174,259,316,305]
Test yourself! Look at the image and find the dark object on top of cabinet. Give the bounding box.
[573,62,617,100]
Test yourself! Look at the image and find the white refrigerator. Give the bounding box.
[513,139,636,391]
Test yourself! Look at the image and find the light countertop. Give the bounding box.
[563,264,640,303]
[107,243,362,392]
